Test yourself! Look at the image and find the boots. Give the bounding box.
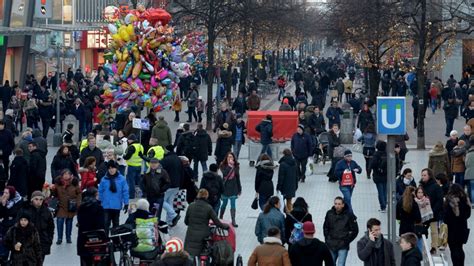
[219,207,226,219]
[230,209,238,227]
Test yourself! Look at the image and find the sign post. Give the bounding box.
[377,97,406,245]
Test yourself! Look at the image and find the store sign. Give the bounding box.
[86,31,111,49]
[35,0,53,18]
[64,33,72,47]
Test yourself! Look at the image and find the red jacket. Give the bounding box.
[277,78,286,88]
[80,170,97,190]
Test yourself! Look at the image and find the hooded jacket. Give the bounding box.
[256,119,273,145]
[255,160,277,197]
[192,129,212,161]
[323,204,359,251]
[32,129,48,157]
[277,155,298,198]
[248,237,291,266]
[199,171,224,206]
[428,143,450,177]
[214,129,233,163]
[160,151,183,188]
[370,141,387,183]
[289,237,334,266]
[451,145,466,173]
[98,171,129,210]
[17,202,54,255]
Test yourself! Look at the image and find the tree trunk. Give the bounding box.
[368,66,380,101]
[416,69,426,149]
[226,63,232,102]
[206,36,216,131]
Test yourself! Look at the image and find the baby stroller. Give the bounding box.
[196,223,242,266]
[314,132,331,165]
[82,229,114,266]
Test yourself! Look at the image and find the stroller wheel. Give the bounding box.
[249,161,255,167]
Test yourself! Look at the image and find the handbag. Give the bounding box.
[173,189,188,211]
[68,199,77,212]
[340,169,354,186]
[251,197,258,210]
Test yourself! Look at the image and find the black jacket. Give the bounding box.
[176,131,195,158]
[192,129,212,162]
[160,151,183,188]
[32,129,48,157]
[284,208,312,242]
[289,238,334,266]
[255,119,273,145]
[255,160,276,197]
[231,97,247,115]
[79,146,104,167]
[220,164,242,197]
[17,202,54,255]
[50,153,78,180]
[214,130,233,164]
[8,156,29,197]
[357,233,395,266]
[419,178,444,221]
[370,150,387,183]
[357,110,374,132]
[277,155,298,198]
[77,197,105,256]
[444,196,471,246]
[308,113,326,135]
[291,132,313,160]
[395,176,416,202]
[199,171,224,206]
[400,247,422,266]
[0,128,15,156]
[143,168,171,199]
[29,149,47,189]
[396,199,421,236]
[323,205,359,251]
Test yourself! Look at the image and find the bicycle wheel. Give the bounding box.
[119,255,133,266]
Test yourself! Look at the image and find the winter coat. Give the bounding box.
[98,172,129,210]
[323,205,359,251]
[79,146,104,168]
[284,208,312,242]
[231,121,246,144]
[214,130,233,164]
[326,106,343,126]
[28,150,47,193]
[247,94,261,110]
[53,177,81,218]
[255,119,273,145]
[289,237,334,266]
[444,195,471,246]
[255,160,277,197]
[357,233,395,266]
[151,120,173,147]
[419,178,444,221]
[395,176,416,202]
[187,90,198,108]
[0,128,15,157]
[156,251,193,266]
[370,149,387,184]
[199,171,224,206]
[445,138,458,158]
[32,129,48,157]
[277,155,298,198]
[0,193,23,231]
[451,146,466,173]
[231,97,247,115]
[357,110,374,132]
[335,159,362,186]
[308,113,326,135]
[220,164,242,197]
[248,237,291,266]
[5,223,42,266]
[328,130,341,159]
[428,145,451,177]
[176,131,195,159]
[255,207,286,244]
[465,148,474,180]
[400,247,422,266]
[291,132,313,160]
[8,156,29,197]
[143,168,170,199]
[80,170,97,190]
[51,153,78,180]
[184,199,227,257]
[192,129,212,161]
[214,110,235,132]
[77,196,105,256]
[161,151,183,188]
[17,202,54,255]
[396,199,421,235]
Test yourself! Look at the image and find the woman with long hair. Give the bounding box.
[255,153,277,210]
[219,152,242,227]
[396,186,421,236]
[255,196,286,244]
[444,184,471,266]
[284,197,313,244]
[50,144,78,180]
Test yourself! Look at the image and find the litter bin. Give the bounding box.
[340,105,354,144]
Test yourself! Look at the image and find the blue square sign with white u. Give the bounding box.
[376,97,406,135]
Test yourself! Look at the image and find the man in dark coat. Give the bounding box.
[0,120,15,179]
[79,136,104,167]
[28,142,47,197]
[308,106,326,136]
[277,149,298,213]
[8,149,29,197]
[357,218,395,266]
[199,164,224,214]
[192,123,212,180]
[17,191,54,261]
[214,102,235,132]
[291,125,313,182]
[176,123,195,162]
[289,221,334,266]
[32,129,48,157]
[160,145,182,226]
[256,115,273,157]
[37,87,53,138]
[143,158,171,221]
[323,196,359,265]
[231,92,247,115]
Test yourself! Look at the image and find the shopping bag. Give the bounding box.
[173,189,188,211]
[439,223,448,247]
[277,191,285,213]
[340,169,354,186]
[251,197,258,210]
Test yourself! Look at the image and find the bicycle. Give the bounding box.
[110,227,136,266]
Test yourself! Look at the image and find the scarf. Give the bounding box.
[415,197,434,222]
[106,172,119,193]
[6,192,22,209]
[447,195,460,217]
[403,178,412,186]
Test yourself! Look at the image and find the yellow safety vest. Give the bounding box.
[79,139,88,152]
[126,143,144,167]
[147,145,165,162]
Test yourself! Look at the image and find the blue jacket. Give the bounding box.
[99,172,129,210]
[291,132,313,160]
[326,106,343,126]
[256,119,273,145]
[255,207,286,244]
[335,159,362,186]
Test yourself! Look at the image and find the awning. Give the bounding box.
[0,26,51,36]
[39,24,106,32]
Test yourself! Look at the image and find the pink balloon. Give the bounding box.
[158,69,168,80]
[151,76,158,87]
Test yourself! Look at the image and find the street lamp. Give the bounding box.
[44,45,76,146]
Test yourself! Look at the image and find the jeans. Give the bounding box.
[375,182,387,210]
[453,172,465,187]
[221,196,237,210]
[187,106,197,122]
[193,160,208,180]
[104,209,120,235]
[148,197,164,220]
[126,166,142,199]
[295,158,308,180]
[163,188,178,224]
[211,200,221,214]
[278,88,285,100]
[445,116,455,136]
[57,217,73,241]
[330,249,348,266]
[339,186,354,213]
[468,180,474,205]
[260,144,272,158]
[233,141,243,159]
[259,195,269,211]
[430,99,437,114]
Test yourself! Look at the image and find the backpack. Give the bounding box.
[376,154,387,176]
[212,240,234,265]
[288,213,308,244]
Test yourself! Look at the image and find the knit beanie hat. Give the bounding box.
[165,237,184,253]
[30,191,45,201]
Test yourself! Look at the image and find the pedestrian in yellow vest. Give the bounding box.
[123,134,144,199]
[141,138,165,168]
